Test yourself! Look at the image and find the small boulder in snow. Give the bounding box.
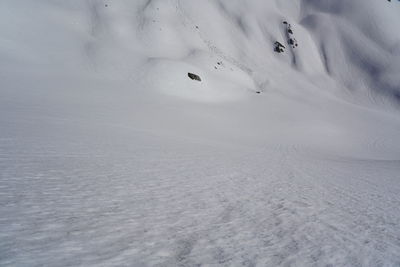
[274,41,285,53]
[188,72,202,82]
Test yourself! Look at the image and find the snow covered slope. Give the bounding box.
[1,0,400,266]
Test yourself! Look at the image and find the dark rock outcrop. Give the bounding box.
[274,41,285,53]
[188,73,201,81]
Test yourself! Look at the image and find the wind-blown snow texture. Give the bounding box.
[1,0,400,266]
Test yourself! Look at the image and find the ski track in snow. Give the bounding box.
[175,0,254,76]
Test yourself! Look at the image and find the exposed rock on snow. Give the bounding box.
[274,41,286,53]
[188,72,201,81]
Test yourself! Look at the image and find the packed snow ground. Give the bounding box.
[1,0,400,266]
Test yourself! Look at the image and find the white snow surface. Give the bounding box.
[1,0,400,266]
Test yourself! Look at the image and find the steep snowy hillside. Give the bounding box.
[1,0,400,266]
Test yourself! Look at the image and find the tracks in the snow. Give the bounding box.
[175,0,253,76]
